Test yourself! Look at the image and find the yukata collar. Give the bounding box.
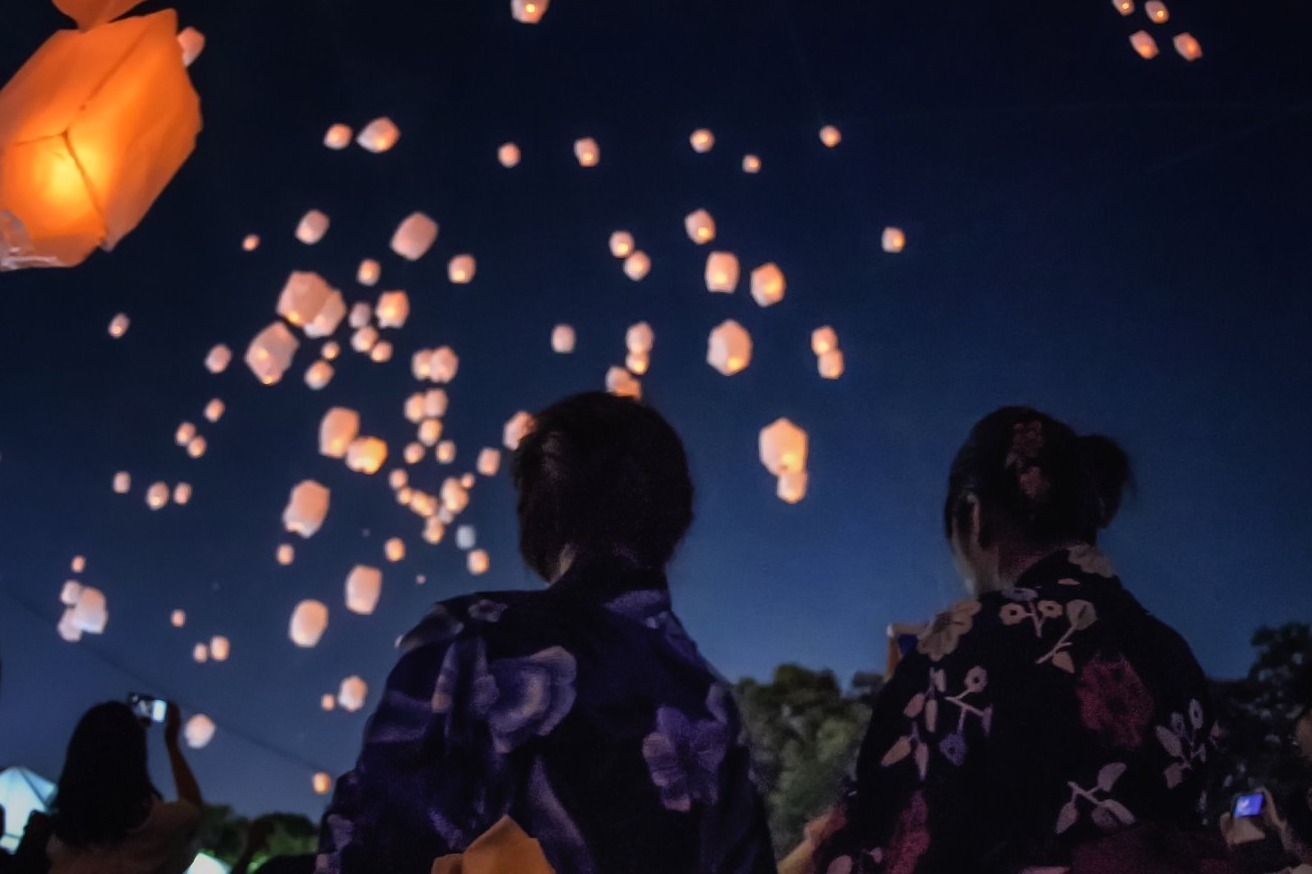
[548,554,671,623]
[1013,543,1120,591]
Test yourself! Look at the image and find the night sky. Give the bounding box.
[1,0,1310,821]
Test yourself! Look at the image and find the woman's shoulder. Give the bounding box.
[398,589,549,654]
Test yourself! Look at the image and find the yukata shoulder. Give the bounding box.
[399,591,539,655]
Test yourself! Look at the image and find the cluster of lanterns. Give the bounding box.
[1114,1,1201,61]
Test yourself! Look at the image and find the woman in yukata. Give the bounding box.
[317,392,776,874]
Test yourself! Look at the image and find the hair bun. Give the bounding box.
[1077,434,1133,528]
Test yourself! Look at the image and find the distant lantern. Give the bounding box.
[436,440,457,464]
[402,395,424,424]
[1144,0,1168,22]
[66,586,107,635]
[707,320,753,376]
[210,635,230,662]
[759,418,809,476]
[348,302,373,330]
[345,565,382,615]
[684,209,716,244]
[370,340,393,362]
[624,251,651,281]
[574,137,600,168]
[172,482,192,505]
[60,581,83,607]
[319,408,360,459]
[322,341,340,361]
[606,366,642,400]
[175,421,197,447]
[375,291,410,329]
[184,714,215,750]
[777,471,808,504]
[108,313,130,338]
[241,234,259,252]
[324,124,352,150]
[113,471,131,494]
[205,344,232,374]
[423,517,446,544]
[1112,0,1134,14]
[357,259,380,287]
[170,609,185,628]
[818,349,845,380]
[705,252,740,293]
[430,347,459,383]
[742,154,762,174]
[313,773,332,795]
[279,272,345,339]
[690,129,715,153]
[609,231,634,259]
[338,676,368,712]
[276,543,294,566]
[503,412,534,450]
[626,322,654,355]
[477,448,502,477]
[456,525,477,550]
[146,482,170,510]
[397,487,414,506]
[467,549,490,576]
[819,125,842,148]
[811,326,838,356]
[750,263,786,307]
[192,643,208,663]
[388,469,408,490]
[57,611,82,643]
[391,212,438,261]
[245,322,299,385]
[351,325,378,354]
[440,478,470,514]
[881,226,906,253]
[460,473,476,489]
[304,360,334,390]
[511,0,549,24]
[448,255,476,284]
[283,480,330,538]
[295,210,330,245]
[71,555,86,573]
[203,399,224,423]
[403,442,424,464]
[1130,30,1159,59]
[551,324,576,353]
[384,537,405,562]
[498,142,522,168]
[0,10,201,271]
[626,351,649,376]
[320,694,335,711]
[177,27,205,66]
[357,117,400,153]
[411,350,432,380]
[1173,32,1201,61]
[346,437,388,475]
[424,389,449,417]
[418,418,444,447]
[290,599,328,647]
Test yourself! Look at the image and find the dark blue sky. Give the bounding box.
[1,0,1310,820]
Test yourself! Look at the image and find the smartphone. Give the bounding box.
[1233,792,1265,818]
[128,693,167,724]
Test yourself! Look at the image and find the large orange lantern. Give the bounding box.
[0,10,202,270]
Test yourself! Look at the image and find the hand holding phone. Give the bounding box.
[128,693,168,724]
[1233,792,1265,818]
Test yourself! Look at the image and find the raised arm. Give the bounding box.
[164,701,204,807]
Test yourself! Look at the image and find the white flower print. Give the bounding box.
[1055,763,1137,834]
[1156,698,1210,789]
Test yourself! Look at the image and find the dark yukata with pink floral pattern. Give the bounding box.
[816,546,1219,874]
[315,560,776,874]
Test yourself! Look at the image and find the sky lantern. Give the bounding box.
[177,27,205,67]
[61,581,84,607]
[684,209,716,244]
[113,471,131,494]
[384,537,405,562]
[403,394,425,423]
[322,341,341,362]
[108,313,130,338]
[64,585,107,638]
[183,715,215,750]
[170,609,185,628]
[146,482,169,510]
[551,324,576,353]
[1173,33,1202,61]
[707,321,752,376]
[278,272,345,337]
[812,326,838,356]
[388,469,408,490]
[626,352,649,376]
[574,137,600,168]
[690,129,715,153]
[245,322,299,385]
[760,418,808,476]
[624,251,651,281]
[356,117,399,153]
[626,322,654,355]
[185,435,207,458]
[750,263,786,307]
[424,389,449,417]
[403,442,424,464]
[819,125,842,148]
[319,408,360,459]
[441,477,470,514]
[609,231,634,258]
[456,525,477,550]
[369,345,390,369]
[356,259,381,287]
[467,549,490,576]
[172,482,192,505]
[203,398,224,423]
[0,10,201,271]
[348,302,372,330]
[1112,0,1134,14]
[777,471,808,504]
[338,677,367,712]
[324,123,352,150]
[606,366,642,400]
[347,437,388,475]
[498,142,521,168]
[448,255,476,284]
[283,480,330,538]
[205,344,231,374]
[192,643,209,663]
[175,421,196,447]
[313,773,332,795]
[276,543,294,566]
[290,599,328,647]
[436,440,457,464]
[391,212,438,261]
[209,635,229,662]
[351,325,379,354]
[71,555,86,573]
[1130,31,1159,59]
[418,418,444,446]
[503,412,534,450]
[241,234,259,252]
[477,448,502,477]
[423,517,446,545]
[430,347,460,383]
[375,291,410,329]
[705,252,740,293]
[1144,0,1169,22]
[345,565,382,615]
[881,226,906,253]
[818,349,845,380]
[294,210,329,245]
[411,350,432,380]
[742,154,761,174]
[320,694,335,711]
[511,0,549,25]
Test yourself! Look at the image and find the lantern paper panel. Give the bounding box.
[245,322,299,385]
[468,549,490,575]
[322,341,340,361]
[552,324,576,353]
[760,419,808,476]
[626,322,654,355]
[441,478,470,514]
[357,118,399,153]
[170,609,185,628]
[684,209,715,244]
[574,137,600,167]
[707,320,752,376]
[705,252,739,293]
[391,212,438,261]
[172,482,192,505]
[67,585,107,635]
[324,124,352,150]
[384,537,405,562]
[819,125,842,148]
[175,421,196,446]
[210,635,229,661]
[388,468,409,490]
[290,599,328,647]
[424,389,449,417]
[351,326,378,354]
[345,565,382,615]
[1145,0,1169,22]
[320,694,335,711]
[626,351,649,376]
[376,290,410,328]
[314,773,332,795]
[283,480,330,538]
[818,349,845,379]
[423,517,446,544]
[369,341,393,364]
[193,643,208,663]
[146,482,169,510]
[347,437,388,475]
[319,408,360,459]
[430,347,459,383]
[778,471,808,504]
[203,399,224,422]
[606,366,641,400]
[418,418,443,447]
[61,581,83,607]
[750,263,786,307]
[436,440,456,464]
[1112,0,1134,14]
[403,442,424,464]
[1130,31,1159,59]
[184,714,215,749]
[113,471,131,493]
[609,231,634,258]
[511,0,549,23]
[349,302,372,329]
[357,259,380,286]
[186,435,207,458]
[277,543,294,566]
[448,255,476,284]
[241,234,259,251]
[456,525,477,550]
[71,555,86,573]
[1173,33,1201,61]
[278,272,344,337]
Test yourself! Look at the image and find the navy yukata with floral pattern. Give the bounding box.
[816,546,1220,874]
[316,562,777,874]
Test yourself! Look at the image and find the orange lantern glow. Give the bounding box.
[882,226,906,253]
[324,124,352,150]
[574,137,600,168]
[1144,0,1169,22]
[498,142,521,168]
[750,263,786,307]
[690,129,714,153]
[511,0,549,24]
[705,251,739,293]
[0,11,202,270]
[1173,33,1202,61]
[707,320,752,376]
[609,231,634,258]
[819,125,842,148]
[624,251,650,281]
[684,209,715,244]
[742,154,762,174]
[1130,31,1159,59]
[1112,0,1134,14]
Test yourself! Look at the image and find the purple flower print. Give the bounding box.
[468,599,508,622]
[642,706,728,812]
[939,732,968,766]
[479,646,578,753]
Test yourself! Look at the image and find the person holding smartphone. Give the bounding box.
[43,699,204,874]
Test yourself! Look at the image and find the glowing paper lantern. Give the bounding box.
[209,635,229,662]
[1144,0,1169,22]
[690,129,715,153]
[498,142,521,168]
[71,556,86,573]
[351,326,378,354]
[177,27,205,67]
[60,581,82,607]
[348,302,372,330]
[684,209,715,244]
[707,320,752,376]
[1112,0,1134,14]
[113,471,131,494]
[52,0,148,30]
[277,544,294,566]
[313,773,332,795]
[384,537,405,562]
[241,235,259,252]
[357,259,380,287]
[456,525,477,550]
[192,643,208,662]
[345,565,382,615]
[57,612,82,643]
[430,347,459,383]
[606,366,641,400]
[68,586,107,634]
[290,599,328,647]
[324,124,352,150]
[357,118,399,153]
[203,399,224,422]
[551,324,576,353]
[881,227,906,253]
[320,694,335,711]
[404,442,424,464]
[418,418,444,447]
[1130,31,1159,59]
[183,714,215,750]
[819,125,842,148]
[346,437,388,475]
[375,291,410,329]
[205,344,231,374]
[319,408,360,459]
[441,478,470,514]
[574,138,600,168]
[108,313,130,338]
[447,254,476,284]
[283,480,330,538]
[304,360,333,390]
[626,322,654,355]
[609,231,634,258]
[750,263,786,307]
[424,389,449,417]
[777,471,808,504]
[403,394,425,424]
[760,418,808,476]
[391,212,438,261]
[186,435,207,459]
[246,322,299,385]
[322,341,340,361]
[436,440,457,464]
[467,549,490,576]
[278,272,345,338]
[370,340,393,362]
[170,609,185,628]
[146,482,169,510]
[0,11,201,271]
[742,154,761,174]
[295,210,329,245]
[624,251,651,281]
[511,0,549,24]
[175,421,196,446]
[172,482,192,505]
[338,676,367,712]
[461,473,476,490]
[626,352,649,376]
[503,412,534,450]
[1173,33,1202,61]
[818,349,845,380]
[705,252,739,293]
[812,326,838,356]
[423,517,446,544]
[477,448,502,477]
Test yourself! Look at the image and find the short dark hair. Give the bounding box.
[945,406,1133,547]
[512,392,694,581]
